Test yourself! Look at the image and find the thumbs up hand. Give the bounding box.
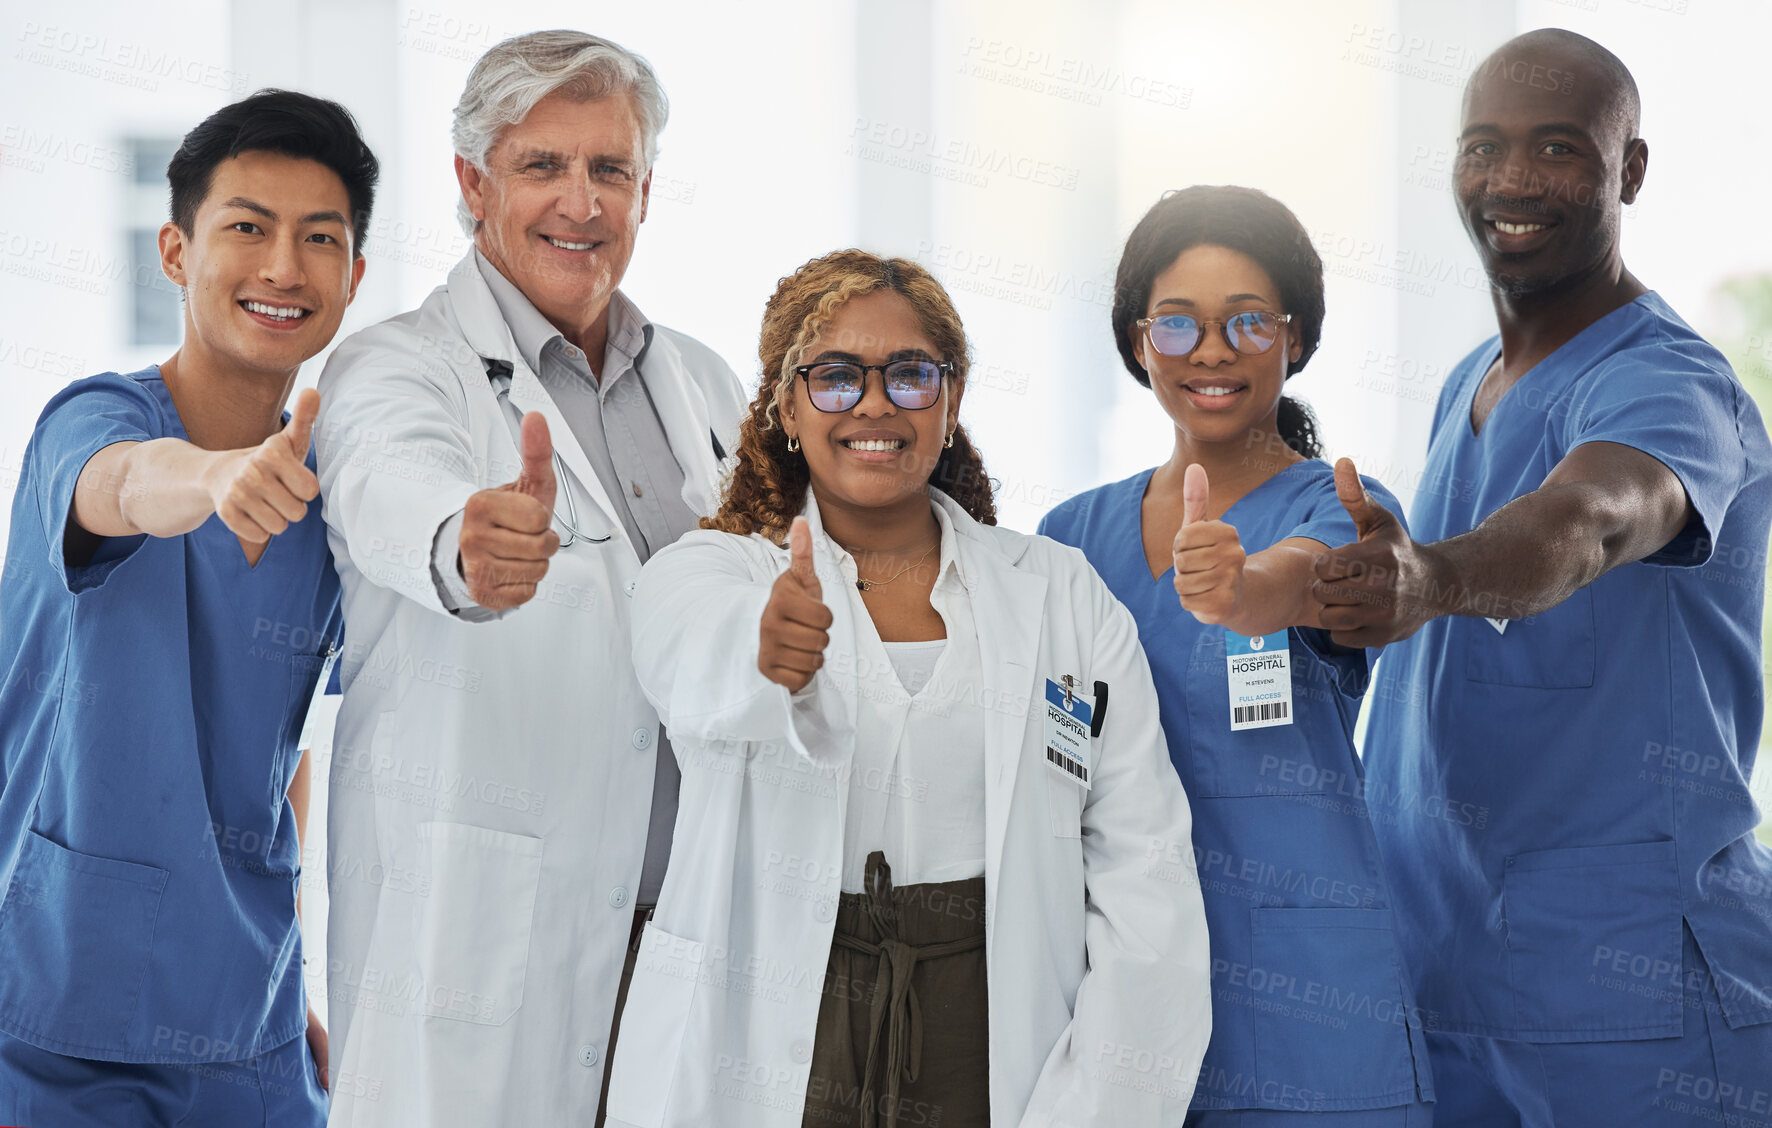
[458,411,562,611]
[206,387,323,545]
[1311,458,1434,647]
[1172,463,1248,626]
[759,516,833,692]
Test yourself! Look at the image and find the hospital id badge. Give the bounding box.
[1226,630,1293,731]
[1043,678,1093,790]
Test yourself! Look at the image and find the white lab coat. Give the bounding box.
[606,490,1212,1127]
[313,252,745,1127]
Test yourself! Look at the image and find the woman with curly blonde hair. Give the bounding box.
[603,249,1211,1128]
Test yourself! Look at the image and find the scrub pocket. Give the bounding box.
[1502,839,1682,1039]
[1464,585,1596,688]
[413,821,544,1026]
[604,922,705,1128]
[1246,907,1425,1109]
[1183,629,1339,798]
[0,829,168,1051]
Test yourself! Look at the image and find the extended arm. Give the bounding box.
[69,390,320,548]
[1313,446,1692,647]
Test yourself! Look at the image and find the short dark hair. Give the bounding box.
[167,89,380,253]
[1111,185,1327,457]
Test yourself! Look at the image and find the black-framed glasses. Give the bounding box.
[1135,310,1293,359]
[792,359,953,413]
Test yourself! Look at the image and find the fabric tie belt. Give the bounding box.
[830,852,985,1128]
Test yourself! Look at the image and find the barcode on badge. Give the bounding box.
[1232,701,1290,725]
[1046,745,1090,784]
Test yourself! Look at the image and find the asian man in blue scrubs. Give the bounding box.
[0,91,376,1125]
[1316,29,1772,1127]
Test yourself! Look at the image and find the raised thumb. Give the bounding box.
[284,388,320,458]
[1334,457,1386,538]
[514,412,557,512]
[787,516,820,598]
[1181,462,1209,526]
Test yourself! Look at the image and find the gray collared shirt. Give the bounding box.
[477,249,700,561]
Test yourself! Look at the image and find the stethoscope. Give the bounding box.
[484,358,612,546]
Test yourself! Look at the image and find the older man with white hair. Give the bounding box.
[313,30,744,1127]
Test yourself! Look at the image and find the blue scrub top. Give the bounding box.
[1041,459,1434,1113]
[1365,292,1772,1045]
[0,367,341,1064]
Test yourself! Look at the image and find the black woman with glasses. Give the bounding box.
[1039,187,1435,1126]
[601,249,1212,1127]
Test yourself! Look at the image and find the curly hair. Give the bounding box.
[704,249,996,542]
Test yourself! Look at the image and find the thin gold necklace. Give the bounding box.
[854,543,937,592]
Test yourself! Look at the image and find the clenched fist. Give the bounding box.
[202,387,322,544]
[758,517,832,692]
[458,411,561,611]
[1173,463,1248,626]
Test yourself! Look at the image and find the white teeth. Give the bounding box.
[244,301,307,320]
[1494,221,1547,235]
[544,235,595,250]
[1188,386,1238,397]
[843,439,904,451]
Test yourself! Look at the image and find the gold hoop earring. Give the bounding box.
[787,436,800,453]
[943,431,955,449]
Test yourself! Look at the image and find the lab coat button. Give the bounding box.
[578,1043,601,1068]
[624,580,637,598]
[609,886,630,909]
[814,897,836,923]
[790,1038,812,1064]
[632,727,653,750]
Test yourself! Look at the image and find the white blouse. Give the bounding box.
[822,501,988,893]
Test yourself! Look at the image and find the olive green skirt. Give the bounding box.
[802,851,989,1128]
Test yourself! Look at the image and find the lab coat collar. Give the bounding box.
[449,252,626,547]
[636,327,723,516]
[474,249,653,384]
[799,489,967,591]
[795,486,1033,578]
[444,251,724,527]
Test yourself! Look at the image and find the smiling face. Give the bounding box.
[1454,45,1643,296]
[1134,244,1300,447]
[457,91,650,335]
[781,289,961,514]
[159,150,364,377]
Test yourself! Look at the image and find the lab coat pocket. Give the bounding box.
[1464,585,1596,688]
[413,821,544,1026]
[0,829,168,1051]
[1046,768,1084,838]
[606,922,706,1127]
[1247,907,1424,1109]
[1502,839,1682,1039]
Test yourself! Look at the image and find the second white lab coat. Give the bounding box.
[313,252,745,1127]
[606,490,1212,1127]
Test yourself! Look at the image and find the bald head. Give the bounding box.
[1453,29,1648,299]
[1467,29,1640,152]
